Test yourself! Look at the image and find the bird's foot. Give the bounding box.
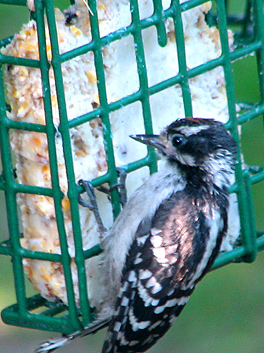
[78,179,107,236]
[97,168,127,207]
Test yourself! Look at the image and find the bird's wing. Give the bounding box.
[102,191,216,353]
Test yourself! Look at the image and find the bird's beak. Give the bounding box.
[130,134,167,154]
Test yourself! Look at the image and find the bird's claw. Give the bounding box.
[97,168,127,207]
[78,180,106,236]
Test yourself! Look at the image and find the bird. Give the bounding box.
[36,117,238,353]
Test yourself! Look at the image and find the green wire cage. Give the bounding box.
[0,0,263,337]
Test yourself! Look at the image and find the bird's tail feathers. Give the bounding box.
[35,317,111,353]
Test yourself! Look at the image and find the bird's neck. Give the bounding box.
[202,153,235,191]
[167,154,235,192]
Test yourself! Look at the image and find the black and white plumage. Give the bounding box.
[37,117,237,353]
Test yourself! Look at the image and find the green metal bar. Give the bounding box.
[0,241,13,256]
[230,40,262,59]
[0,0,26,4]
[60,42,96,63]
[213,231,264,271]
[41,304,68,318]
[252,0,264,119]
[83,244,103,260]
[130,0,157,174]
[2,294,72,334]
[77,171,116,196]
[68,107,102,128]
[3,118,46,132]
[12,183,54,197]
[107,90,146,115]
[256,233,264,251]
[216,0,256,263]
[153,0,168,47]
[89,0,121,218]
[45,0,91,327]
[243,170,257,262]
[19,248,63,262]
[0,53,40,68]
[228,169,264,193]
[250,170,264,184]
[241,0,253,38]
[84,172,111,188]
[0,36,14,48]
[0,68,28,315]
[180,0,210,11]
[121,155,154,174]
[213,246,247,269]
[1,305,74,334]
[0,239,64,263]
[238,103,264,124]
[215,0,238,127]
[185,40,262,79]
[171,0,193,117]
[34,0,82,330]
[228,181,239,194]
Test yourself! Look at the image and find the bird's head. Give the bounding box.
[130,117,238,176]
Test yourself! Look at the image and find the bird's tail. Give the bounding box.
[35,318,111,353]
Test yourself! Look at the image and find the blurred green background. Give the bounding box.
[0,1,264,352]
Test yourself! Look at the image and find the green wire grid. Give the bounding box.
[0,0,263,334]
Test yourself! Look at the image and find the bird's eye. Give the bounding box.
[171,134,185,147]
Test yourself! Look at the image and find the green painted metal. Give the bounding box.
[0,0,263,335]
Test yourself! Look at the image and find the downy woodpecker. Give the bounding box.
[37,117,238,353]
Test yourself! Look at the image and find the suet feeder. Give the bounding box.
[0,0,263,336]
